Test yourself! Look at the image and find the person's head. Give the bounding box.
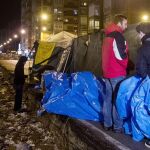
[18,56,27,65]
[136,22,150,39]
[113,14,128,31]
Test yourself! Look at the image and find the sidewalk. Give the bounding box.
[0,60,33,75]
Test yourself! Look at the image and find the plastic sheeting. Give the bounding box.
[42,71,104,121]
[116,76,150,141]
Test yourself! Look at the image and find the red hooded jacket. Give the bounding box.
[102,23,128,78]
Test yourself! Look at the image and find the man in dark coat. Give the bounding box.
[135,22,150,149]
[14,56,27,112]
[136,22,150,77]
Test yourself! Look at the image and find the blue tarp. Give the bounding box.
[116,76,150,141]
[41,71,104,121]
[41,71,150,142]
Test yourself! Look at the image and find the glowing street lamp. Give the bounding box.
[9,38,12,41]
[142,15,149,21]
[41,13,48,20]
[7,41,10,44]
[4,43,6,45]
[20,29,26,34]
[14,34,18,38]
[42,26,47,31]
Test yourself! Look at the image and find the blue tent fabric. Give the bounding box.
[41,71,104,121]
[116,76,150,141]
[116,76,142,119]
[41,72,150,142]
[132,77,150,139]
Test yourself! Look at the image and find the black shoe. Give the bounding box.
[113,128,124,133]
[103,126,112,131]
[14,108,28,113]
[145,140,150,149]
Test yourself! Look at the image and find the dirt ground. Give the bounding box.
[0,67,59,150]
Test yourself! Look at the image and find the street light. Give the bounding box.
[9,38,12,41]
[14,34,18,38]
[20,29,26,34]
[142,15,149,21]
[41,13,48,20]
[42,26,47,31]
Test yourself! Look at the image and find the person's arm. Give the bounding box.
[113,32,127,60]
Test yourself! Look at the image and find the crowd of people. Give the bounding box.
[13,15,150,148]
[101,14,150,148]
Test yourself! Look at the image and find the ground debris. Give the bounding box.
[0,67,62,149]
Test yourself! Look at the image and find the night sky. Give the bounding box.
[0,0,21,29]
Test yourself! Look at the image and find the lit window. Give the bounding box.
[54,9,58,13]
[65,19,69,22]
[74,10,78,15]
[95,21,99,29]
[90,20,94,29]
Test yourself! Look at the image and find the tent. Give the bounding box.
[32,31,104,77]
[65,31,103,76]
[47,31,77,48]
[32,31,76,75]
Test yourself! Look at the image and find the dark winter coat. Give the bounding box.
[14,56,27,85]
[136,34,150,77]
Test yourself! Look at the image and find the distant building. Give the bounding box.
[20,0,150,48]
[21,0,98,47]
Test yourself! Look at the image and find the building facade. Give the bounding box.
[21,0,150,49]
[21,0,104,48]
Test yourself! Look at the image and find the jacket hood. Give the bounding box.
[141,34,150,44]
[104,23,123,35]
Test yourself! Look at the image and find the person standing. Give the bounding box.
[14,56,27,112]
[102,14,128,132]
[135,22,150,149]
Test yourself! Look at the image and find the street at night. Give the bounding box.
[0,0,150,150]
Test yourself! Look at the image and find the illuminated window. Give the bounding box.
[89,20,94,29]
[74,10,78,15]
[95,21,99,29]
[65,19,69,22]
[54,9,58,13]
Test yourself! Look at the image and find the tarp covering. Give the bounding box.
[68,31,103,77]
[47,31,77,48]
[116,76,150,141]
[41,71,104,121]
[32,31,76,73]
[34,41,55,66]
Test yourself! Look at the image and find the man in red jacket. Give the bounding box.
[102,14,128,132]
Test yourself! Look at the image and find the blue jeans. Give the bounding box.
[102,76,125,130]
